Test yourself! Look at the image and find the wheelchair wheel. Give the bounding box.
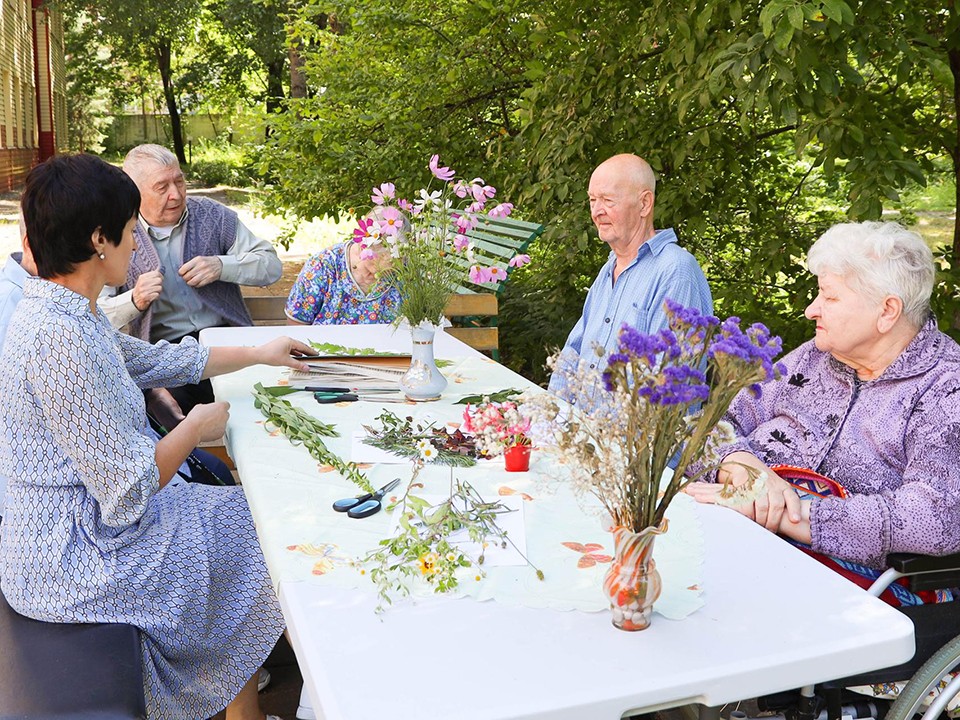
[887,633,960,720]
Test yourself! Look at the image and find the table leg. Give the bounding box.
[699,705,722,720]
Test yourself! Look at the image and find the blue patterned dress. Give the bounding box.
[0,279,285,719]
[285,242,401,324]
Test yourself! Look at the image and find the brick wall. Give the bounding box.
[0,147,37,191]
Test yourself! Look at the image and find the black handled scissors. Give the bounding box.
[332,478,401,518]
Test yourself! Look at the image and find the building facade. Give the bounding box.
[0,0,66,191]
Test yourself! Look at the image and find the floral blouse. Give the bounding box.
[285,242,401,325]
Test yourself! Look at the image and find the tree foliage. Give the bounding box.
[63,14,121,151]
[207,0,290,117]
[258,0,535,221]
[59,0,297,156]
[258,1,960,380]
[60,0,204,161]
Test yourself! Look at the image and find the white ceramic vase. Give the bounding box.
[398,322,448,401]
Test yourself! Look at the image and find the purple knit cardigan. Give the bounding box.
[688,318,960,568]
[124,197,252,341]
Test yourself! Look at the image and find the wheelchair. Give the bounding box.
[750,550,960,720]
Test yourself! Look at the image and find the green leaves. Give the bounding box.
[361,410,480,467]
[360,469,541,612]
[254,0,960,377]
[251,382,374,492]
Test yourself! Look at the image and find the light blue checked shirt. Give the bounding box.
[548,228,712,406]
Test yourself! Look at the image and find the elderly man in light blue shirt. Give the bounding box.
[109,144,282,412]
[548,153,713,406]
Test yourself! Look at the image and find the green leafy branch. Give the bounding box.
[252,382,373,493]
[454,388,524,405]
[307,341,406,357]
[305,340,454,368]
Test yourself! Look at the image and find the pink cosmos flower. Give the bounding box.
[429,154,456,182]
[488,266,507,281]
[378,206,404,236]
[469,265,494,283]
[453,234,470,251]
[453,181,469,199]
[454,213,477,233]
[487,202,514,219]
[508,254,531,268]
[471,183,497,202]
[398,198,413,212]
[352,217,374,243]
[467,201,485,214]
[371,182,396,206]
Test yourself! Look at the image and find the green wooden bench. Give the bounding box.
[444,215,544,297]
[441,215,544,358]
[242,293,501,354]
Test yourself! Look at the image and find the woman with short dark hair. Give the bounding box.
[0,154,312,720]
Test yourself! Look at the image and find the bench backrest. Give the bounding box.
[245,295,287,326]
[445,215,544,296]
[245,215,541,353]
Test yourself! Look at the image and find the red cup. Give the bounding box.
[503,444,531,472]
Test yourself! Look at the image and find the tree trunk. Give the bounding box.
[288,41,306,99]
[950,47,960,263]
[155,40,186,164]
[139,77,148,141]
[264,57,286,138]
[266,58,285,113]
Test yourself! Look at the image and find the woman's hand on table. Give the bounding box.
[203,337,313,378]
[685,451,805,534]
[256,337,314,371]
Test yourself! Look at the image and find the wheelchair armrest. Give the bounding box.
[887,551,960,593]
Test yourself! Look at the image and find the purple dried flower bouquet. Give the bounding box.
[527,300,786,533]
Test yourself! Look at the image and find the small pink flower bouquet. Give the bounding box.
[353,155,531,327]
[462,399,532,457]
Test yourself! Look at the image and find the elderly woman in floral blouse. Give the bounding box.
[686,221,960,598]
[285,206,408,325]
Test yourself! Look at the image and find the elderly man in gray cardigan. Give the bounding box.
[104,143,282,413]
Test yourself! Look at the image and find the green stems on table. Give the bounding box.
[252,382,374,493]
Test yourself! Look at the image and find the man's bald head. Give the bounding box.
[591,154,656,196]
[588,154,658,252]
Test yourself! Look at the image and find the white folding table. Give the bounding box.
[202,324,915,720]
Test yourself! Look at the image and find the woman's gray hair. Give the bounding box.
[122,144,179,183]
[807,221,935,328]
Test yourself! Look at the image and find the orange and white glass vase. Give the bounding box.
[602,520,668,631]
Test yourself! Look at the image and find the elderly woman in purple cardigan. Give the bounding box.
[686,221,960,588]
